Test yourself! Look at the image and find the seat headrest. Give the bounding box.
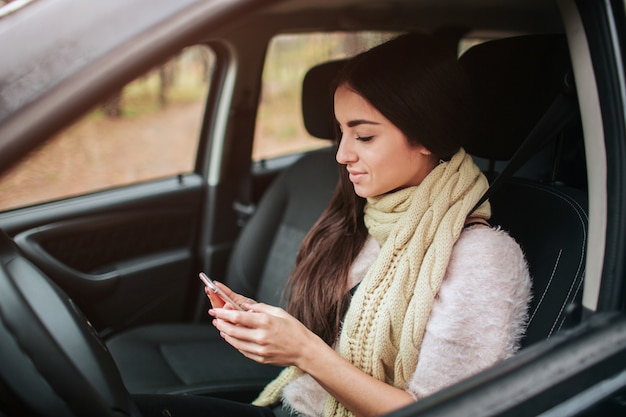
[300,34,572,160]
[301,59,347,140]
[459,34,572,160]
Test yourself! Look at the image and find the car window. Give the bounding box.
[0,45,213,211]
[253,32,399,161]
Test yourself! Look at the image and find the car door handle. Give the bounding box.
[14,224,120,298]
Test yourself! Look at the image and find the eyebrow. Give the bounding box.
[345,119,381,128]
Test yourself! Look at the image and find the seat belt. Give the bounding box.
[234,174,256,226]
[230,99,258,227]
[471,73,579,214]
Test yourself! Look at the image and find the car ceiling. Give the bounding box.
[258,0,562,33]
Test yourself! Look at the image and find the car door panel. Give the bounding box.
[0,174,206,335]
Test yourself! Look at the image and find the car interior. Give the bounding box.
[1,0,620,416]
[103,31,589,400]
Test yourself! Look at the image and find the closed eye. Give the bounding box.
[356,135,373,142]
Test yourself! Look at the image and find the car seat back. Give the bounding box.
[225,147,338,306]
[458,35,587,345]
[223,59,348,305]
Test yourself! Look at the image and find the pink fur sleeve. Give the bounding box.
[406,226,532,400]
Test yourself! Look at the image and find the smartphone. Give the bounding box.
[199,272,245,311]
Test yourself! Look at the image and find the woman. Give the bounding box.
[201,33,532,417]
[203,33,530,417]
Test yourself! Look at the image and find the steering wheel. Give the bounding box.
[0,229,141,417]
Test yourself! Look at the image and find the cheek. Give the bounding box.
[386,153,430,186]
[389,153,417,173]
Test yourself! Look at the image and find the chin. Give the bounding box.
[353,187,371,198]
[354,188,381,199]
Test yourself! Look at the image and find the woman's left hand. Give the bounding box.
[209,303,320,367]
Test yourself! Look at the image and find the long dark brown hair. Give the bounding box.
[286,33,473,345]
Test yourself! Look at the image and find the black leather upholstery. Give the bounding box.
[301,59,345,140]
[224,148,339,305]
[106,33,588,397]
[105,323,282,398]
[460,35,572,161]
[458,35,587,345]
[489,180,587,346]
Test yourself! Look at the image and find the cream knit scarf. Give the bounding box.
[254,149,490,416]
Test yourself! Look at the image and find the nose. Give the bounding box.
[336,136,356,165]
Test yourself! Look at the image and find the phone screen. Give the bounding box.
[199,272,245,311]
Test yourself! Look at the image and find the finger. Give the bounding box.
[212,317,262,343]
[210,307,277,331]
[213,321,277,361]
[206,288,225,309]
[223,301,249,311]
[245,302,287,317]
[210,308,258,328]
[219,331,271,364]
[212,309,279,340]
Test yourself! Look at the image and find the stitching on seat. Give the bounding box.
[516,181,588,340]
[552,274,585,335]
[538,190,585,336]
[533,186,587,339]
[548,263,583,337]
[528,249,562,326]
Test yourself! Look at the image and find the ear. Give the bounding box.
[416,145,433,156]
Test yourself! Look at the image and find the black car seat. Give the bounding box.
[106,33,587,398]
[458,34,587,346]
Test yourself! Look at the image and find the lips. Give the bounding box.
[347,168,366,183]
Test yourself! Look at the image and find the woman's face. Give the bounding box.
[334,84,438,198]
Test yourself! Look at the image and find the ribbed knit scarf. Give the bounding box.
[253,149,490,416]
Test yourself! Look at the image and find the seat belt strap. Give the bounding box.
[471,89,579,214]
[233,174,256,226]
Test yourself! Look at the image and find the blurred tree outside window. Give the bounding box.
[0,45,214,211]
